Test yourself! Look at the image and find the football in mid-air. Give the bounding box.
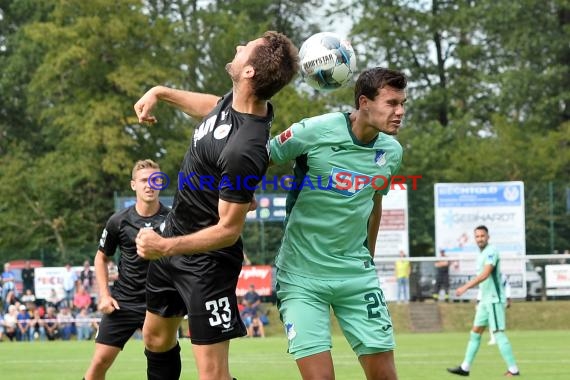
[299,32,357,92]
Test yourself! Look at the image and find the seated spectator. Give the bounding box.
[73,284,92,312]
[57,305,75,340]
[44,306,59,340]
[247,313,266,338]
[20,289,36,304]
[243,284,262,312]
[3,304,18,341]
[46,288,63,311]
[16,304,31,341]
[240,300,257,328]
[30,309,46,341]
[2,290,18,314]
[75,307,93,341]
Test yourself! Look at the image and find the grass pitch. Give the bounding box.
[1,330,568,379]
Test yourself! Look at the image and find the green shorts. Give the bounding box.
[276,269,395,360]
[474,302,507,332]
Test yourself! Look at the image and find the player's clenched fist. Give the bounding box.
[134,87,159,124]
[136,228,165,260]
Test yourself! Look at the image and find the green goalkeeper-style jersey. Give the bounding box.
[269,112,403,279]
[477,244,506,304]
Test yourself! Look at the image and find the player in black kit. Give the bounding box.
[133,31,299,380]
[83,159,170,380]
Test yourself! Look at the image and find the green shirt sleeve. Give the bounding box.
[269,119,321,164]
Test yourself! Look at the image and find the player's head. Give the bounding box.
[131,159,161,203]
[226,31,299,100]
[354,67,407,136]
[474,225,490,250]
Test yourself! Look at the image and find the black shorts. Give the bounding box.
[146,253,246,345]
[95,307,145,349]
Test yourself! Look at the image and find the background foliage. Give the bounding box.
[0,0,568,265]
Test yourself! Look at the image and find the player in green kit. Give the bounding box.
[270,67,407,380]
[447,225,520,377]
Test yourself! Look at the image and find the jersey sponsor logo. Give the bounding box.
[159,221,166,233]
[331,146,348,152]
[277,128,293,145]
[329,167,373,197]
[375,150,387,167]
[99,229,108,247]
[142,222,153,229]
[213,123,232,140]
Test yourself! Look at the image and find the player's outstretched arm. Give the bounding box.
[136,199,250,258]
[134,85,221,123]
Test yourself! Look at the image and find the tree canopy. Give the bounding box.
[0,0,568,265]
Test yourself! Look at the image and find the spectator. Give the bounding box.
[46,288,63,311]
[73,284,93,312]
[21,260,35,294]
[395,250,411,303]
[44,306,59,341]
[433,249,450,302]
[30,308,46,341]
[3,304,18,341]
[21,289,36,304]
[243,284,262,312]
[2,290,18,314]
[240,299,257,329]
[16,304,31,341]
[57,305,75,340]
[247,313,266,338]
[80,260,94,293]
[106,259,119,288]
[62,263,77,308]
[1,262,16,302]
[75,307,93,341]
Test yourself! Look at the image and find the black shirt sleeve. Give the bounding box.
[98,213,121,256]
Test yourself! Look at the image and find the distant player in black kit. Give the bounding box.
[83,159,170,380]
[133,31,299,380]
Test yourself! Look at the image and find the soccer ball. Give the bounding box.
[299,32,357,92]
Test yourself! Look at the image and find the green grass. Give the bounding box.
[1,330,569,379]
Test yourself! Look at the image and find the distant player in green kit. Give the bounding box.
[270,67,407,380]
[447,225,520,377]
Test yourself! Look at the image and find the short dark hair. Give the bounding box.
[475,225,489,233]
[248,31,300,100]
[354,67,407,109]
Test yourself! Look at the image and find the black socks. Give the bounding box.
[145,343,182,380]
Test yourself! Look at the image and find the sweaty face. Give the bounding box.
[474,229,489,250]
[131,167,160,203]
[225,38,264,81]
[362,86,406,135]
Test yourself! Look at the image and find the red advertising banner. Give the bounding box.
[236,265,273,297]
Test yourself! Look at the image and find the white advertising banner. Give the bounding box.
[375,185,408,301]
[434,181,526,299]
[34,266,96,300]
[545,264,570,296]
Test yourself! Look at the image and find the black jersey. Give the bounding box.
[98,203,170,308]
[167,92,272,255]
